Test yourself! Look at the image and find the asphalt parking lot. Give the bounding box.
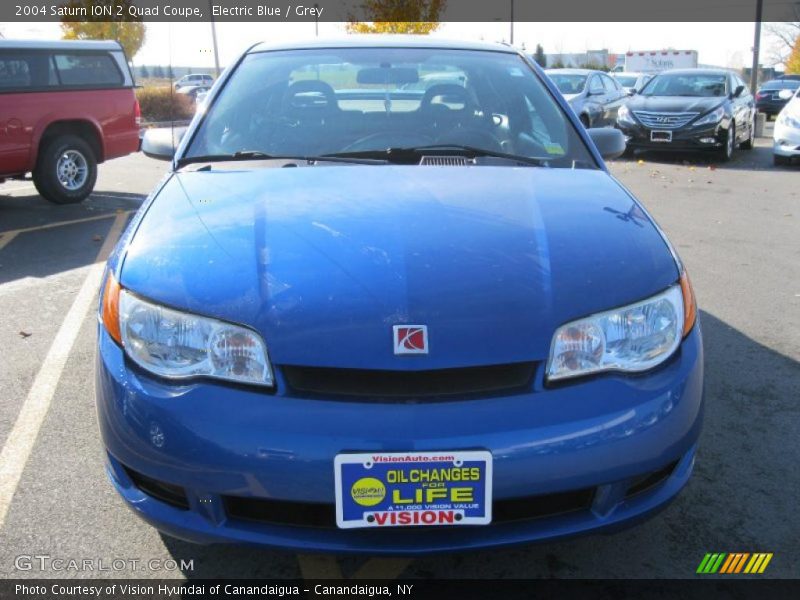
[0,126,797,580]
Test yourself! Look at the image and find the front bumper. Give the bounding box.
[619,121,727,152]
[95,325,704,554]
[773,120,800,158]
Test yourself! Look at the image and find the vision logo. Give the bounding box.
[696,552,773,574]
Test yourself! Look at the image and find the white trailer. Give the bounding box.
[624,50,698,73]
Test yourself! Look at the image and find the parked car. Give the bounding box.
[98,37,701,553]
[0,40,140,203]
[617,68,756,161]
[756,78,800,118]
[773,87,800,166]
[545,68,627,128]
[610,71,653,95]
[176,84,211,101]
[174,73,213,90]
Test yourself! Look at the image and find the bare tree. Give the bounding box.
[764,22,800,65]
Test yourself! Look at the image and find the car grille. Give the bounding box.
[281,362,537,400]
[223,487,595,529]
[633,111,699,129]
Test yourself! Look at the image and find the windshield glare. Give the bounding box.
[185,48,595,168]
[642,73,727,97]
[547,73,587,95]
[614,76,638,87]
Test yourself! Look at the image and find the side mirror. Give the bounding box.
[587,127,626,160]
[141,127,187,161]
[733,85,745,98]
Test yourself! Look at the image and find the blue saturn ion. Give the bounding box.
[96,38,703,554]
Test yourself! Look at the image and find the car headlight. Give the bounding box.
[693,106,725,127]
[101,273,273,387]
[617,104,636,125]
[777,112,800,129]
[547,275,696,381]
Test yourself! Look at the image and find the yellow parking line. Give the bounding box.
[0,231,19,251]
[297,554,343,579]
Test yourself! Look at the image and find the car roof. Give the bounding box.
[657,68,731,77]
[612,72,646,77]
[545,68,602,75]
[249,36,516,54]
[0,39,122,51]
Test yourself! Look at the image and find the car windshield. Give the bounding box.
[641,73,727,97]
[185,48,596,168]
[547,73,587,94]
[761,80,800,91]
[613,75,638,87]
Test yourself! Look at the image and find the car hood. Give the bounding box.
[628,95,725,115]
[121,166,678,370]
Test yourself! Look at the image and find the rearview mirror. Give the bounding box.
[141,127,187,161]
[357,67,419,85]
[587,128,626,160]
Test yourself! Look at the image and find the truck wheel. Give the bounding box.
[33,135,97,204]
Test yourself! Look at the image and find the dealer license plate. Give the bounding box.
[651,130,673,142]
[334,451,493,529]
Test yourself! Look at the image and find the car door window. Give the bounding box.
[589,75,604,95]
[601,75,619,96]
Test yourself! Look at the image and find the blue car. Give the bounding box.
[96,37,703,554]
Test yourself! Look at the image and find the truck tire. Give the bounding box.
[33,135,97,204]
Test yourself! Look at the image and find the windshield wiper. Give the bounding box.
[322,145,549,167]
[176,150,384,169]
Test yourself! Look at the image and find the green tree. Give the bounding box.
[60,0,145,60]
[534,44,546,67]
[153,64,164,78]
[139,64,149,78]
[786,36,800,74]
[346,0,446,34]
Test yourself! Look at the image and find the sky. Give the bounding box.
[0,21,781,70]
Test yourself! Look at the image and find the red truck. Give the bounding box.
[0,39,140,204]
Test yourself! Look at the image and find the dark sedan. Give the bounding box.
[546,68,626,128]
[756,79,800,118]
[617,69,756,161]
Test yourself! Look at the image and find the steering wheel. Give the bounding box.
[340,131,434,153]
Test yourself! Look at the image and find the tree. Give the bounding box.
[786,36,800,75]
[60,0,146,60]
[153,64,164,79]
[765,22,799,66]
[346,0,446,34]
[534,44,546,67]
[139,64,149,78]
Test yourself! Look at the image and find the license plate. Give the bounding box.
[334,451,492,529]
[651,130,672,142]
